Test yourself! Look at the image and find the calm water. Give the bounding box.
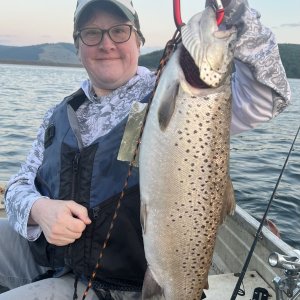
[230,78,300,248]
[0,64,299,248]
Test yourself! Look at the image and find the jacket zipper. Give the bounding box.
[67,152,81,268]
[92,206,100,219]
[71,152,81,201]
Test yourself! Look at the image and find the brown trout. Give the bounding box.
[139,7,237,300]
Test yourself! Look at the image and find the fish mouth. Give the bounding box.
[179,46,210,89]
[180,6,237,88]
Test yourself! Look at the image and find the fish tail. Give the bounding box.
[142,267,164,300]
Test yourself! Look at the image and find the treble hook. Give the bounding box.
[173,0,225,30]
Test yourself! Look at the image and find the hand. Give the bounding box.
[30,198,92,246]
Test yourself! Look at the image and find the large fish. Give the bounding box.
[139,6,237,300]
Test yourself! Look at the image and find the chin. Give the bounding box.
[93,77,127,91]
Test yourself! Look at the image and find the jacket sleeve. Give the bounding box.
[4,107,55,241]
[209,0,291,134]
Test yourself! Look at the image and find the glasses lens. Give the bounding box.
[109,25,132,43]
[79,25,133,46]
[80,28,102,46]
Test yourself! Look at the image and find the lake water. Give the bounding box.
[230,77,300,248]
[0,63,299,248]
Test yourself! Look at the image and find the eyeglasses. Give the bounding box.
[76,24,136,46]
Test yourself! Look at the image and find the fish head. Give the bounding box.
[181,6,237,88]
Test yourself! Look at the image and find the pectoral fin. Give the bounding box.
[220,176,236,224]
[158,83,179,131]
[142,267,164,300]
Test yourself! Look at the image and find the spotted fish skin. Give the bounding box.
[139,7,237,300]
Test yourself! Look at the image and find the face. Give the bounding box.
[78,10,140,96]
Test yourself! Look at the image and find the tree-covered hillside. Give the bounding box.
[0,43,299,78]
[278,44,300,79]
[0,43,79,66]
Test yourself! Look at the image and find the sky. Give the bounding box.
[0,0,299,51]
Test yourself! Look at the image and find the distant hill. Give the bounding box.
[0,43,80,67]
[138,49,164,70]
[0,43,163,67]
[278,44,300,79]
[0,42,299,78]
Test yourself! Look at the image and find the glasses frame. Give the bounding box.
[76,24,136,46]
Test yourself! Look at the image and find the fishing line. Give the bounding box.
[80,30,181,300]
[230,124,300,300]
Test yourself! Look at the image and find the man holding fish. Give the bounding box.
[0,0,290,299]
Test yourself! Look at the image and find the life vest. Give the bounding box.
[30,88,148,291]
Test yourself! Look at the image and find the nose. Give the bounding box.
[98,32,115,49]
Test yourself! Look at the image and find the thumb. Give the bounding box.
[68,202,91,225]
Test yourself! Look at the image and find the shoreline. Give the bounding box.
[0,60,83,69]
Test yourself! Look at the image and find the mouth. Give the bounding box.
[97,57,120,61]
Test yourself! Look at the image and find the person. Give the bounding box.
[0,0,291,299]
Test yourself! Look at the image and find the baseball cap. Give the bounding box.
[74,0,145,44]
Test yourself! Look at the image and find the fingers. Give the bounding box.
[67,201,92,225]
[46,220,83,246]
[30,198,92,246]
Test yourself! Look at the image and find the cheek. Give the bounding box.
[121,36,140,64]
[126,45,140,66]
[78,46,93,65]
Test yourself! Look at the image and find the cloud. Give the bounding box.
[280,22,300,28]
